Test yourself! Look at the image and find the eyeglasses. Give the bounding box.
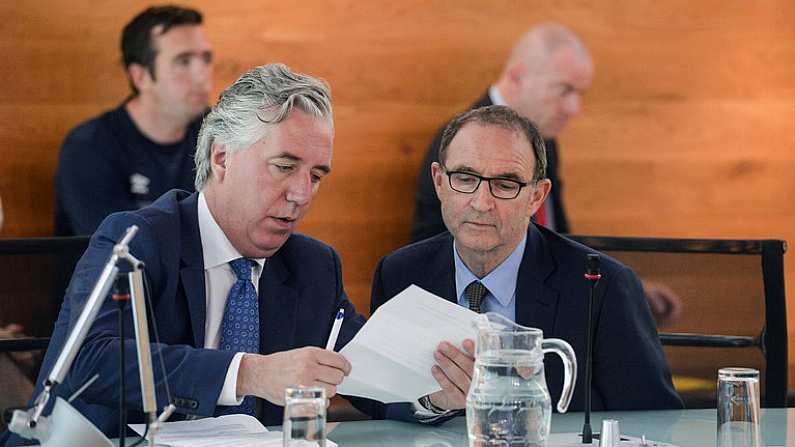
[442,167,529,200]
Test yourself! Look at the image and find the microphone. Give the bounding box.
[585,254,601,281]
[582,254,601,444]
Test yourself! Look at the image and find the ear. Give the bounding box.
[126,63,152,93]
[431,162,444,198]
[507,62,526,85]
[209,143,228,182]
[527,179,552,216]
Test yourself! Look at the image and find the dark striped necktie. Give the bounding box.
[465,280,488,313]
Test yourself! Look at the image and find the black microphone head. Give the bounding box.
[586,254,600,276]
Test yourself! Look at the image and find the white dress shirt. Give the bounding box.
[197,192,266,406]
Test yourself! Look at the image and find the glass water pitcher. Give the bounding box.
[466,313,577,447]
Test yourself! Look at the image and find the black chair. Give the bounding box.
[0,237,89,353]
[569,235,787,408]
[0,236,89,429]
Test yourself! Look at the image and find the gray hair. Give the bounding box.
[194,63,333,190]
[439,105,547,182]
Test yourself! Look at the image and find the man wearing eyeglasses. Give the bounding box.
[371,105,682,420]
[410,23,683,329]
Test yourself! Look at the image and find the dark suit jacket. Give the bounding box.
[6,190,376,445]
[410,92,569,242]
[371,225,683,412]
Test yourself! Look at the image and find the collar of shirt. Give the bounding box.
[197,192,266,276]
[453,234,527,310]
[489,85,507,106]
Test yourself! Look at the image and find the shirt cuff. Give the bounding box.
[411,396,441,418]
[412,399,437,416]
[216,352,245,406]
[413,395,462,424]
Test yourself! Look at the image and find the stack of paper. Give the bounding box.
[129,414,336,447]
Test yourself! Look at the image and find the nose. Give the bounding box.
[192,57,213,89]
[285,171,313,206]
[468,181,495,212]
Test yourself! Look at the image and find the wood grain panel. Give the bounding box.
[1,1,794,387]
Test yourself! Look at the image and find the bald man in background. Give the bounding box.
[411,23,681,327]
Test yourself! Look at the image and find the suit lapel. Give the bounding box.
[259,250,299,354]
[423,235,457,304]
[178,194,208,347]
[515,225,559,336]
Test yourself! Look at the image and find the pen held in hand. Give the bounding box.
[325,308,345,350]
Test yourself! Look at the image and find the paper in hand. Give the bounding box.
[337,285,478,403]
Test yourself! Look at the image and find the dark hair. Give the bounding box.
[438,105,547,181]
[120,5,203,96]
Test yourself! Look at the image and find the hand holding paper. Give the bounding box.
[428,339,476,410]
[337,285,479,404]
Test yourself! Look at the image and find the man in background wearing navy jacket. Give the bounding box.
[54,5,212,236]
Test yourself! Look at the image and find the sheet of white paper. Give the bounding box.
[128,414,337,447]
[337,284,479,403]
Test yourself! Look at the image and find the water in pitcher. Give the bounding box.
[466,349,552,447]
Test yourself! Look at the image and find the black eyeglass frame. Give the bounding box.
[441,165,531,200]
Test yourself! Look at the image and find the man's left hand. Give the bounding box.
[427,339,475,411]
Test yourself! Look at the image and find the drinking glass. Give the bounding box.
[283,386,327,447]
[717,367,760,447]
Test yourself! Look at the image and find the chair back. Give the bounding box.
[569,235,787,408]
[0,236,89,429]
[0,236,90,351]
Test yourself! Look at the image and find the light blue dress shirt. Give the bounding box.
[453,234,527,321]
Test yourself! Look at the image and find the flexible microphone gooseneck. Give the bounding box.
[112,276,131,447]
[582,254,601,444]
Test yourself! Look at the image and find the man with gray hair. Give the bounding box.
[12,63,374,442]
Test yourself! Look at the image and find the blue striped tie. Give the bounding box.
[215,258,259,416]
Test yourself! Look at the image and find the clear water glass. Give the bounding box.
[283,386,326,447]
[717,367,760,447]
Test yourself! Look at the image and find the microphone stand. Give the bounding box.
[113,276,131,447]
[582,254,601,444]
[9,225,174,447]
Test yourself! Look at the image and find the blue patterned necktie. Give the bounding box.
[215,258,259,416]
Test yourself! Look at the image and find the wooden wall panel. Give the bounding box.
[2,1,795,386]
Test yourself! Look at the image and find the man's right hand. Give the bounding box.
[235,347,351,405]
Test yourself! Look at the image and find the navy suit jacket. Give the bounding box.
[371,225,683,412]
[410,92,569,242]
[6,190,376,445]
